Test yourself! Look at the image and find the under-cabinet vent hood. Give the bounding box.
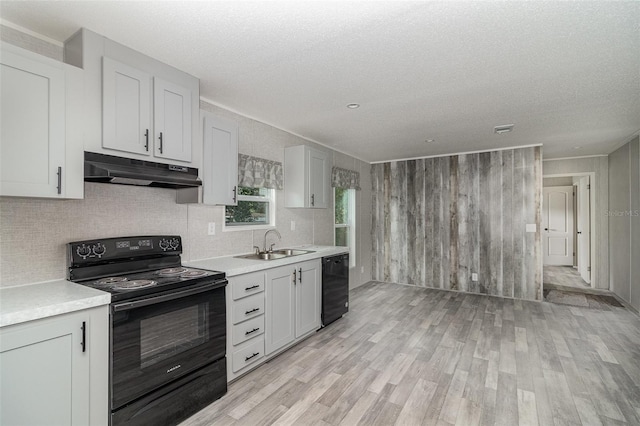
[84,152,202,189]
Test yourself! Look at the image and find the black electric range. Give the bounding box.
[67,235,228,426]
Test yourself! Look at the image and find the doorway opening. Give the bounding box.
[542,174,594,289]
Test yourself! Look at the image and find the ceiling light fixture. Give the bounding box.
[425,139,435,143]
[346,103,360,109]
[494,124,514,134]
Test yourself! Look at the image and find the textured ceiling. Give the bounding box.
[1,1,638,162]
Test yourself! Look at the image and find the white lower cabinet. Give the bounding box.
[265,259,321,356]
[264,265,295,354]
[226,259,321,381]
[227,271,266,380]
[0,306,109,426]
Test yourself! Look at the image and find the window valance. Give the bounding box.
[331,167,361,190]
[238,154,283,190]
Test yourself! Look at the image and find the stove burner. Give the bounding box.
[113,280,157,290]
[180,270,209,278]
[97,277,128,285]
[157,267,189,276]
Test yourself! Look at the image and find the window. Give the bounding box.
[334,187,356,267]
[225,186,275,229]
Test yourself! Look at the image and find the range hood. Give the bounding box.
[84,152,202,189]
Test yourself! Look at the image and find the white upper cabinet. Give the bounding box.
[102,59,192,162]
[202,113,238,205]
[102,57,152,156]
[0,42,84,199]
[65,29,200,168]
[153,78,192,162]
[284,145,331,208]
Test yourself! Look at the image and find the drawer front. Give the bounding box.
[231,272,265,301]
[232,338,264,373]
[231,315,265,346]
[232,293,264,324]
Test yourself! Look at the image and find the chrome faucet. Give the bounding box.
[264,229,281,252]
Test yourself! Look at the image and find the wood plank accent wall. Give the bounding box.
[371,146,542,300]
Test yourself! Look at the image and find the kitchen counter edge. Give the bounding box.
[0,280,111,328]
[185,245,350,277]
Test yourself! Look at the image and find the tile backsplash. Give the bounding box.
[0,179,349,287]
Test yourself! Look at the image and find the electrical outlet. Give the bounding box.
[208,222,216,235]
[291,220,296,231]
[471,273,478,282]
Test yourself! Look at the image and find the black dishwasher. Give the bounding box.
[322,253,349,326]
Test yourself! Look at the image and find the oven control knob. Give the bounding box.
[76,244,91,259]
[92,243,106,257]
[159,239,170,251]
[169,238,180,250]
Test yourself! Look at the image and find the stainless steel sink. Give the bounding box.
[235,248,315,261]
[271,249,313,256]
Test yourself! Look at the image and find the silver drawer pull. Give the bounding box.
[245,284,260,291]
[245,307,260,315]
[245,327,260,336]
[245,352,260,361]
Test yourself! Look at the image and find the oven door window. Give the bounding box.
[140,303,208,369]
[111,284,226,409]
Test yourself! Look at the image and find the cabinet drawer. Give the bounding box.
[232,293,264,324]
[231,338,264,373]
[231,315,264,346]
[230,272,265,301]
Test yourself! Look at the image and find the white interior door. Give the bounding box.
[543,186,574,265]
[577,176,591,283]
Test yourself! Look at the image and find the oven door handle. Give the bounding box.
[112,281,226,312]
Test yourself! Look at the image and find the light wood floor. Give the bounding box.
[544,266,590,289]
[181,281,640,426]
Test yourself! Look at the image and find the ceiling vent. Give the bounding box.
[494,124,514,134]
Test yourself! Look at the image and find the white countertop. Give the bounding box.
[185,245,349,277]
[0,280,111,328]
[0,245,347,327]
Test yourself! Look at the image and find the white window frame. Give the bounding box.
[223,187,276,232]
[334,187,356,267]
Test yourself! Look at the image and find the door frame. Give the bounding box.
[543,172,596,288]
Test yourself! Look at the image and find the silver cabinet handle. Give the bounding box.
[299,267,302,283]
[232,186,237,203]
[144,129,149,151]
[311,194,315,206]
[159,132,163,154]
[245,307,260,315]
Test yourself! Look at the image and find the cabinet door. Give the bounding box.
[102,57,152,156]
[202,114,238,205]
[154,78,192,162]
[307,148,329,208]
[0,47,65,197]
[265,266,295,355]
[296,259,321,337]
[0,312,90,426]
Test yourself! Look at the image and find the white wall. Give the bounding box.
[608,136,640,311]
[0,25,373,289]
[542,156,609,289]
